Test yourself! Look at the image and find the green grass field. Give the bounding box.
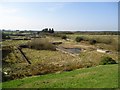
[2,64,118,88]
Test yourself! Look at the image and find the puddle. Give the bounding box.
[64,48,81,54]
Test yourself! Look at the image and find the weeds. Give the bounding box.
[27,38,56,51]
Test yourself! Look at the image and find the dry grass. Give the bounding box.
[22,48,80,64]
[4,46,117,80]
[27,38,56,50]
[2,40,29,46]
[2,35,119,81]
[67,35,119,51]
[79,51,118,66]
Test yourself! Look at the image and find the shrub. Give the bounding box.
[99,56,117,65]
[19,44,29,48]
[2,46,13,59]
[61,35,67,40]
[2,33,10,39]
[89,39,97,45]
[2,71,12,82]
[28,38,56,51]
[75,37,84,42]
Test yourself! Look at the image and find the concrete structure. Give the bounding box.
[97,49,110,53]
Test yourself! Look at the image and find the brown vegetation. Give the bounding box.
[27,38,56,51]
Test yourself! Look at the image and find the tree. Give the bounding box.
[51,28,54,33]
[49,28,52,33]
[42,28,48,32]
[42,28,54,33]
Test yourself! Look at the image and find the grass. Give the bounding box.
[22,48,80,64]
[1,34,119,88]
[2,64,118,88]
[67,34,119,51]
[2,37,118,81]
[79,51,118,65]
[2,35,119,84]
[2,40,29,46]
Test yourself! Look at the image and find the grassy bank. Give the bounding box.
[2,64,118,88]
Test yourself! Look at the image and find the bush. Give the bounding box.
[2,33,10,39]
[2,46,13,59]
[61,35,67,40]
[89,39,97,45]
[75,37,84,42]
[99,56,117,65]
[28,38,56,51]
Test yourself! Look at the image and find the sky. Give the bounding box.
[0,2,118,31]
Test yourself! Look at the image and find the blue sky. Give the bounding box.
[0,2,118,31]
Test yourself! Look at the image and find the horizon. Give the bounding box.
[1,29,118,32]
[0,2,118,31]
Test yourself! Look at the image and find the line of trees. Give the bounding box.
[42,28,54,33]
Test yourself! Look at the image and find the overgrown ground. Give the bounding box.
[66,34,119,51]
[2,64,118,88]
[2,34,119,88]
